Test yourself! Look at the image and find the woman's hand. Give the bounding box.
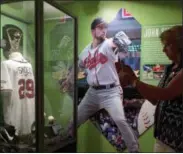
[118,64,137,87]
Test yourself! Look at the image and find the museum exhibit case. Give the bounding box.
[0,0,77,152]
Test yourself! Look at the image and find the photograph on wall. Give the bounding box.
[76,8,141,82]
[2,24,23,59]
[86,8,156,152]
[142,64,168,80]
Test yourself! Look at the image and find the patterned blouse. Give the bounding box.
[154,63,183,152]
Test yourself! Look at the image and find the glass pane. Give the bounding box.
[0,1,36,152]
[43,2,75,152]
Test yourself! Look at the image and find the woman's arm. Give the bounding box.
[135,69,183,101]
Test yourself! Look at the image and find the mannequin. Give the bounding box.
[0,30,35,143]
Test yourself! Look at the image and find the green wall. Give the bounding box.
[62,0,182,152]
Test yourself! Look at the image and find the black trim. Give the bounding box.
[45,138,76,152]
[35,0,44,152]
[44,0,76,19]
[54,139,76,153]
[0,0,2,128]
[0,0,29,5]
[73,14,78,140]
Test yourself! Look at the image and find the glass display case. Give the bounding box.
[0,0,77,152]
[43,1,77,152]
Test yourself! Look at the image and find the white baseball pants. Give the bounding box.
[72,86,139,152]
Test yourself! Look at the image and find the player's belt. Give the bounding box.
[92,83,116,90]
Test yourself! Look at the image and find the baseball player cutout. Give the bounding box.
[66,18,139,152]
[0,31,35,136]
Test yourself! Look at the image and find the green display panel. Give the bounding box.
[142,26,171,63]
[141,24,180,85]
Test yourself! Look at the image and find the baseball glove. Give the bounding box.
[118,65,137,87]
[113,31,131,53]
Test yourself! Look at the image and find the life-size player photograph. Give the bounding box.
[60,8,156,153]
[83,8,155,152]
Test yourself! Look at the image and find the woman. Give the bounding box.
[119,25,183,152]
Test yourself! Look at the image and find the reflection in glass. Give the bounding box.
[0,1,35,152]
[43,1,75,152]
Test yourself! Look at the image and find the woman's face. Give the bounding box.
[162,40,180,62]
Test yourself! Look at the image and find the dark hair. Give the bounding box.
[159,25,183,68]
[91,17,108,30]
[159,25,183,51]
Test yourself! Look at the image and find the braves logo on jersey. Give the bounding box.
[83,48,108,70]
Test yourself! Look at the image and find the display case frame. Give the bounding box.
[0,0,78,152]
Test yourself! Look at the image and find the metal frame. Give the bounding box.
[45,0,76,18]
[1,0,28,4]
[35,0,44,152]
[0,0,78,152]
[181,1,183,69]
[73,8,78,142]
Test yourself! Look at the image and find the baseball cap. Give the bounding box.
[91,17,108,30]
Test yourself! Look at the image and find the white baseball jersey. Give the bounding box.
[78,39,120,86]
[1,52,35,135]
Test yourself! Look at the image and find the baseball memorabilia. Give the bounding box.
[48,116,55,125]
[113,31,132,53]
[1,52,35,135]
[1,25,35,136]
[68,16,139,152]
[84,8,151,153]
